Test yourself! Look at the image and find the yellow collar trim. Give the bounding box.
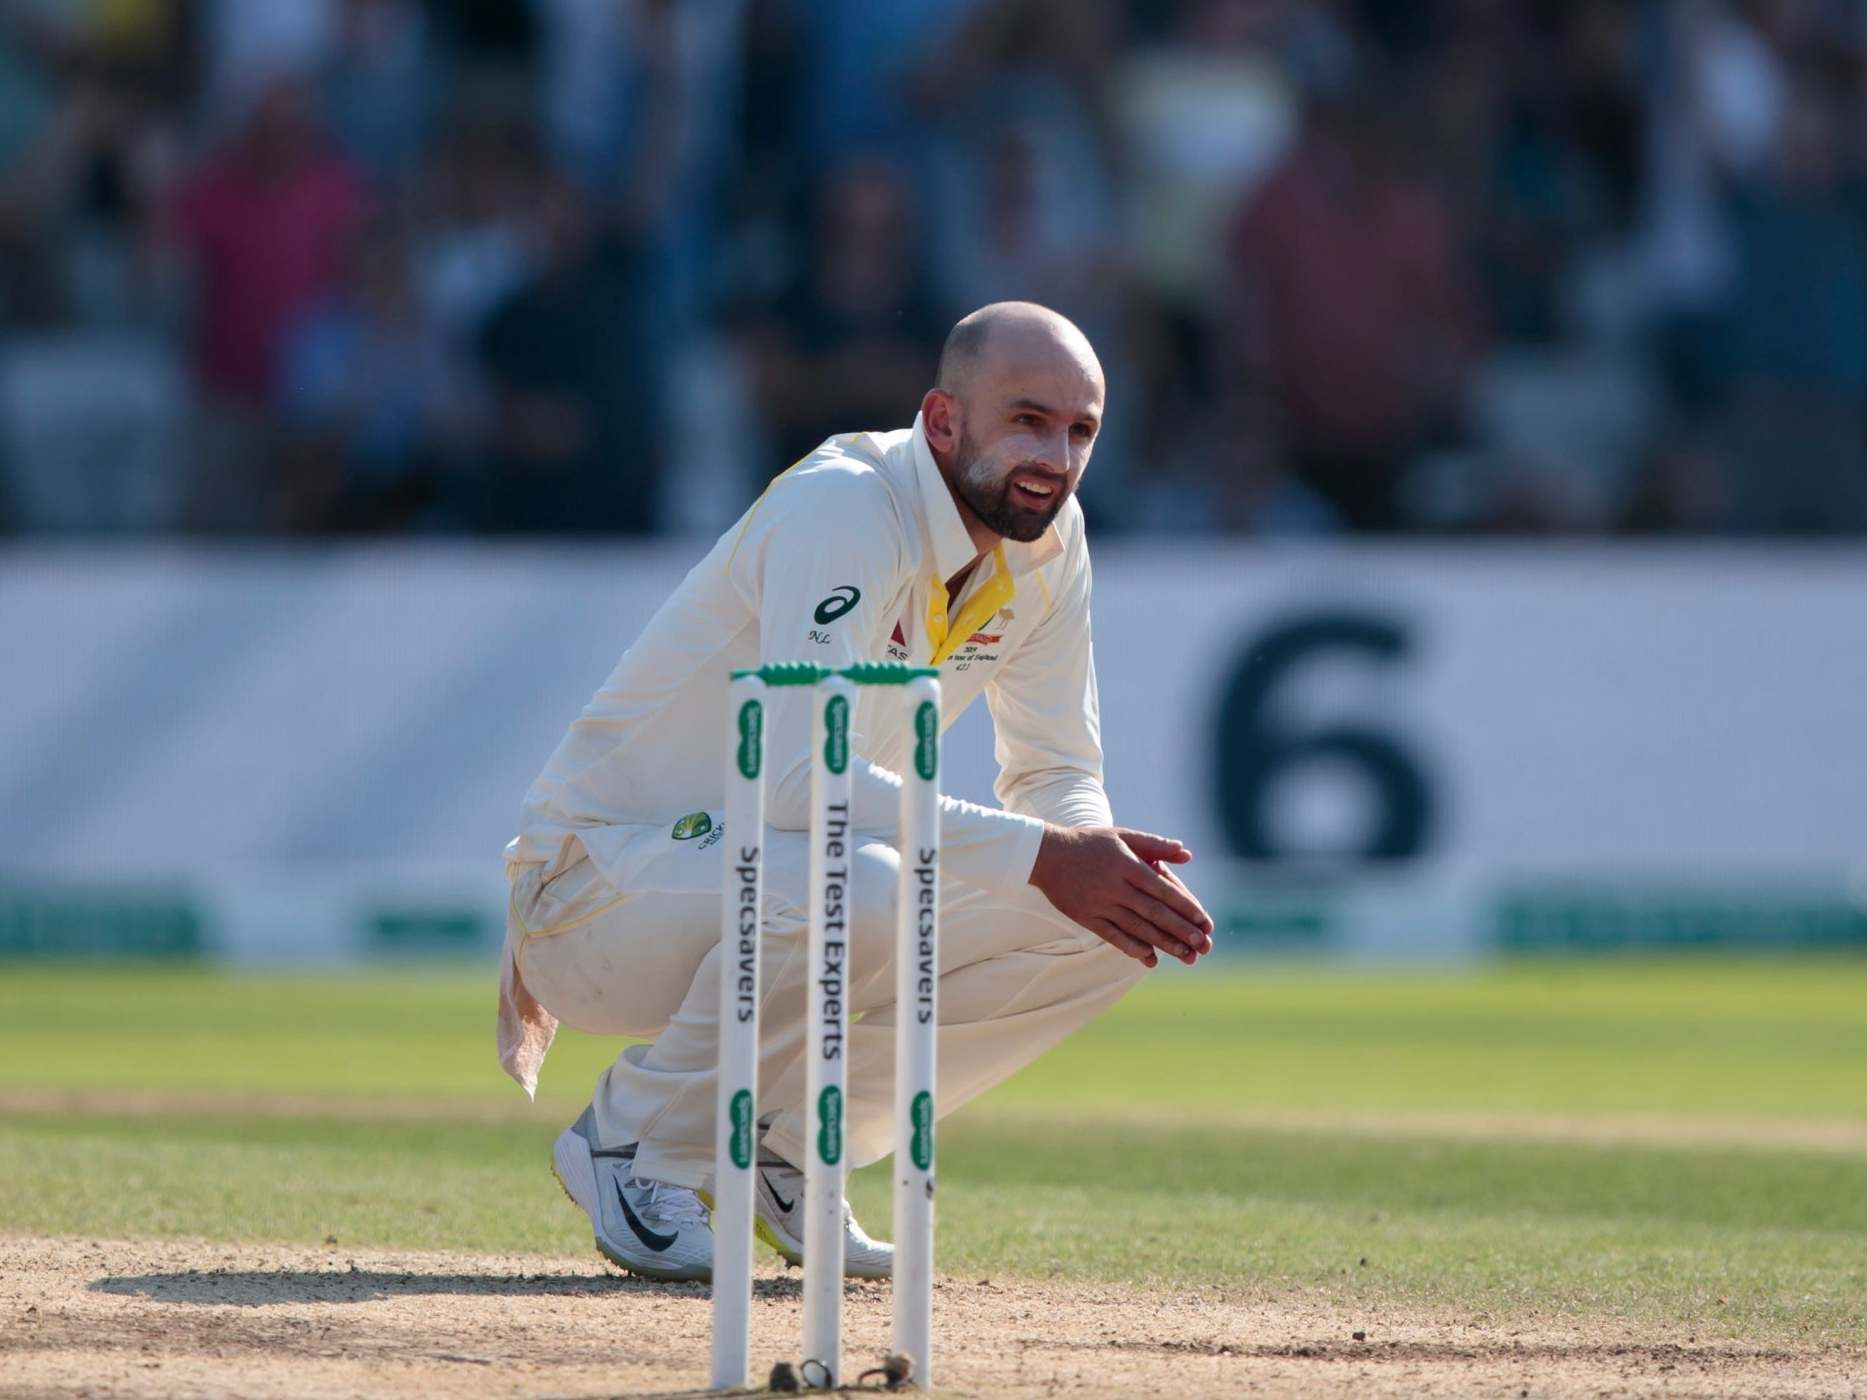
[926,544,1016,666]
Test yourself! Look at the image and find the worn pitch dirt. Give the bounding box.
[4,1235,1860,1399]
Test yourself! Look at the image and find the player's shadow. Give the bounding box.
[91,1269,807,1306]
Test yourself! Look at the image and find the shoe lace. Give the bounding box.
[632,1177,709,1232]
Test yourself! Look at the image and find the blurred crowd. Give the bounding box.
[4,0,1867,538]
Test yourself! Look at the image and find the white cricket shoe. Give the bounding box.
[751,1149,894,1280]
[552,1106,713,1282]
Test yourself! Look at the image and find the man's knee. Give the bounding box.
[842,839,903,965]
[841,843,1128,977]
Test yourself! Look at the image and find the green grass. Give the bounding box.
[3,960,1865,1344]
[8,959,1866,1116]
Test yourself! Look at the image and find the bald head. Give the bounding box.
[921,302,1106,549]
[936,301,1104,401]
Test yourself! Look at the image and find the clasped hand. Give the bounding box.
[1028,825,1216,967]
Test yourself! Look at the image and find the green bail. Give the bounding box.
[732,661,938,686]
[732,662,832,686]
[840,662,940,686]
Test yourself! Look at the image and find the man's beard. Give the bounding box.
[954,430,1068,542]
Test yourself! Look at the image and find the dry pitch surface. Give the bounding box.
[5,1235,1860,1400]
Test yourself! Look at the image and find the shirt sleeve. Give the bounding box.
[731,460,1045,891]
[985,519,1114,830]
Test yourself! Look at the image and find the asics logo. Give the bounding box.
[814,586,861,624]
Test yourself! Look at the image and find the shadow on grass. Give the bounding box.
[91,1269,809,1306]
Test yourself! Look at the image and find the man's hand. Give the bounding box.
[1028,825,1216,967]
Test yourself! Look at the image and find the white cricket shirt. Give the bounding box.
[505,413,1111,894]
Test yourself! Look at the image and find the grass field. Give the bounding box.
[5,956,1865,1361]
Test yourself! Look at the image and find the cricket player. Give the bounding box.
[498,301,1215,1281]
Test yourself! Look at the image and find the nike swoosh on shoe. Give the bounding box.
[616,1183,679,1252]
[761,1169,795,1213]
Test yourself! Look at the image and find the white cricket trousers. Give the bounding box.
[509,825,1147,1191]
